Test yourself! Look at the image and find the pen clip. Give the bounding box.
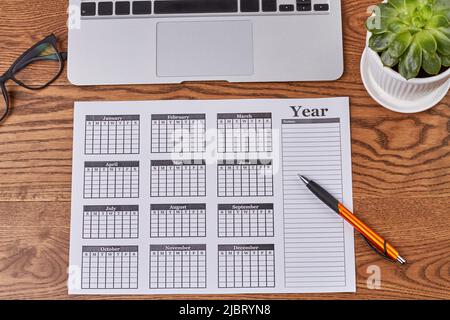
[360,234,396,263]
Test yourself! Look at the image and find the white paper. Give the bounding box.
[68,98,355,294]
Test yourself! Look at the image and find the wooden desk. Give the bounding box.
[0,0,448,300]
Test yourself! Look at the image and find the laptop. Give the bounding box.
[68,0,343,85]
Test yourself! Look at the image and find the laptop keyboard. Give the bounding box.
[80,0,331,17]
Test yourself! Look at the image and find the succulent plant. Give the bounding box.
[366,0,450,79]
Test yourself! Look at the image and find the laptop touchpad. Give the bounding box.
[157,21,254,77]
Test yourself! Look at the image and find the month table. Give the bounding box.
[217,160,273,197]
[151,114,206,153]
[84,161,140,199]
[149,245,206,289]
[83,205,139,239]
[218,244,275,288]
[218,204,274,238]
[217,113,272,153]
[150,204,206,238]
[81,246,138,289]
[85,115,140,155]
[150,160,206,197]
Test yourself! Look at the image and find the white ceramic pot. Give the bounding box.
[361,33,450,113]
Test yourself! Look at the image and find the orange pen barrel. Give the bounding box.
[337,203,399,261]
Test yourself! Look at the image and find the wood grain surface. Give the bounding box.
[0,0,449,300]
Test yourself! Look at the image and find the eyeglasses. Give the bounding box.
[0,34,67,124]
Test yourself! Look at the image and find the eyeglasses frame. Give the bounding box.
[0,34,67,123]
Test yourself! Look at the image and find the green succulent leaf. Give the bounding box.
[381,50,400,67]
[405,0,420,13]
[422,50,443,74]
[371,3,399,17]
[414,30,437,52]
[426,15,450,28]
[405,0,428,15]
[365,0,450,79]
[429,29,450,55]
[369,32,396,51]
[441,54,450,66]
[388,20,411,32]
[439,26,450,38]
[435,0,450,20]
[389,0,407,10]
[388,31,413,57]
[413,15,427,28]
[435,0,450,11]
[399,42,423,79]
[443,9,450,20]
[419,4,433,20]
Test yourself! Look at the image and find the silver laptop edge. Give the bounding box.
[68,0,343,85]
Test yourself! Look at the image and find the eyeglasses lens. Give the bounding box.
[12,43,62,89]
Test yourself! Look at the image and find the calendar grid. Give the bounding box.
[151,160,206,197]
[83,205,139,239]
[218,244,275,288]
[149,245,206,289]
[81,246,138,289]
[217,160,274,197]
[84,161,139,199]
[218,204,274,238]
[217,113,273,153]
[150,204,206,238]
[85,115,140,155]
[151,114,206,153]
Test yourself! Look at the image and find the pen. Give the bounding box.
[298,175,406,265]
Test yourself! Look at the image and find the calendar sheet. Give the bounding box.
[68,98,356,294]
